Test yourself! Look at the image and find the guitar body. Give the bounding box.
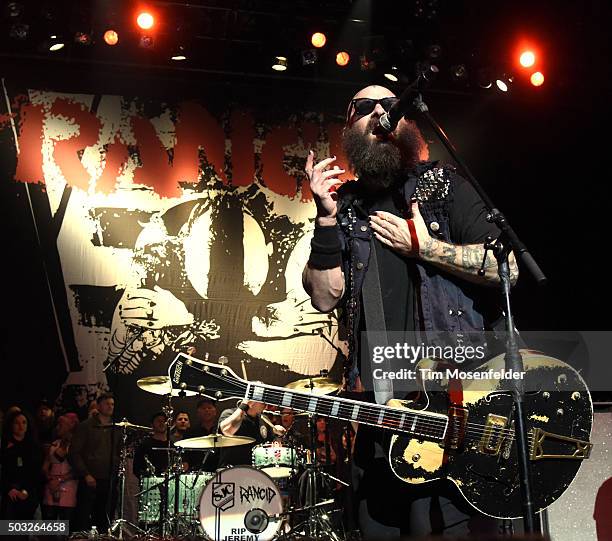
[388,351,593,518]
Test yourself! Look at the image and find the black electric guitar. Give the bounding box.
[168,350,593,519]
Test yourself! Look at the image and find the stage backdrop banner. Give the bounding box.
[0,85,351,418]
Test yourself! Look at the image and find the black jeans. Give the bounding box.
[74,478,116,533]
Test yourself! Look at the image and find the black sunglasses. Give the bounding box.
[348,97,399,120]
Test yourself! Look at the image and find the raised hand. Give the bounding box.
[305,151,345,225]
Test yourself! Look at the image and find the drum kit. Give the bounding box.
[108,370,352,541]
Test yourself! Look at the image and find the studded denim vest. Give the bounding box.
[336,161,490,388]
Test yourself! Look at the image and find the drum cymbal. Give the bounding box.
[284,377,341,395]
[136,375,197,397]
[97,420,150,431]
[174,435,255,449]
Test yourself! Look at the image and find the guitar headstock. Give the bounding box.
[168,353,247,401]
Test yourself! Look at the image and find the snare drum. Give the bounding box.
[252,442,298,478]
[199,466,283,541]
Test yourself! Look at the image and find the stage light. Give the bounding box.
[495,79,508,92]
[272,56,287,71]
[5,2,23,18]
[49,42,65,51]
[139,35,154,49]
[137,11,154,30]
[301,49,317,66]
[417,61,439,82]
[476,68,492,89]
[384,66,399,82]
[426,43,442,59]
[74,32,92,45]
[530,71,545,87]
[103,30,119,46]
[336,51,350,67]
[171,46,187,61]
[311,32,326,48]
[519,50,535,68]
[451,64,468,83]
[9,22,29,40]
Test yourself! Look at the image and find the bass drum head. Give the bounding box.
[199,466,283,541]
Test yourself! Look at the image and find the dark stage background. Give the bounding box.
[0,0,610,422]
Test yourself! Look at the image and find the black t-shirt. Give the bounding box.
[133,436,169,478]
[216,409,268,469]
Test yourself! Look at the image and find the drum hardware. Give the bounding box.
[108,419,146,539]
[280,412,348,541]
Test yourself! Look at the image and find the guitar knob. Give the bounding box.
[542,392,550,399]
[215,391,223,399]
[412,454,420,462]
[557,408,564,416]
[218,356,228,366]
[198,386,206,394]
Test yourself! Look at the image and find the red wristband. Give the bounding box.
[406,219,419,256]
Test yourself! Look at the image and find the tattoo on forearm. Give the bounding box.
[439,243,458,265]
[461,245,484,270]
[421,236,436,258]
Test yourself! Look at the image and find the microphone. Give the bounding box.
[378,72,432,133]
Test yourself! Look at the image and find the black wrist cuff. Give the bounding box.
[308,225,342,269]
[237,402,249,413]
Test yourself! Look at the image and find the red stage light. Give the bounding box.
[519,50,536,68]
[530,71,545,87]
[311,32,326,48]
[137,11,154,30]
[336,51,350,66]
[103,30,119,46]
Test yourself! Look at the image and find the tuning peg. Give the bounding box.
[218,356,228,366]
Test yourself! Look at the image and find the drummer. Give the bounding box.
[217,400,285,467]
[133,412,170,478]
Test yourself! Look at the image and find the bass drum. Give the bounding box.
[199,466,283,541]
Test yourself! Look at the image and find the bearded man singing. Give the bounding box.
[302,85,519,537]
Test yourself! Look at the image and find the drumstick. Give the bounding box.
[261,414,285,436]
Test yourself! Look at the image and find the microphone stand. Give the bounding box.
[410,91,547,533]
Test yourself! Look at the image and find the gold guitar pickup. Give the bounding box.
[479,414,508,455]
[529,428,593,461]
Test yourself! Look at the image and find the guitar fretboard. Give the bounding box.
[246,382,448,441]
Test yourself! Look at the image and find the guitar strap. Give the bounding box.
[362,240,394,404]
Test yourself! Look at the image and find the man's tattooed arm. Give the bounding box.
[420,237,518,286]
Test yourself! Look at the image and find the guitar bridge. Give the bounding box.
[529,428,593,461]
[479,414,508,456]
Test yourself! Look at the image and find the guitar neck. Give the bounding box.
[245,381,448,442]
